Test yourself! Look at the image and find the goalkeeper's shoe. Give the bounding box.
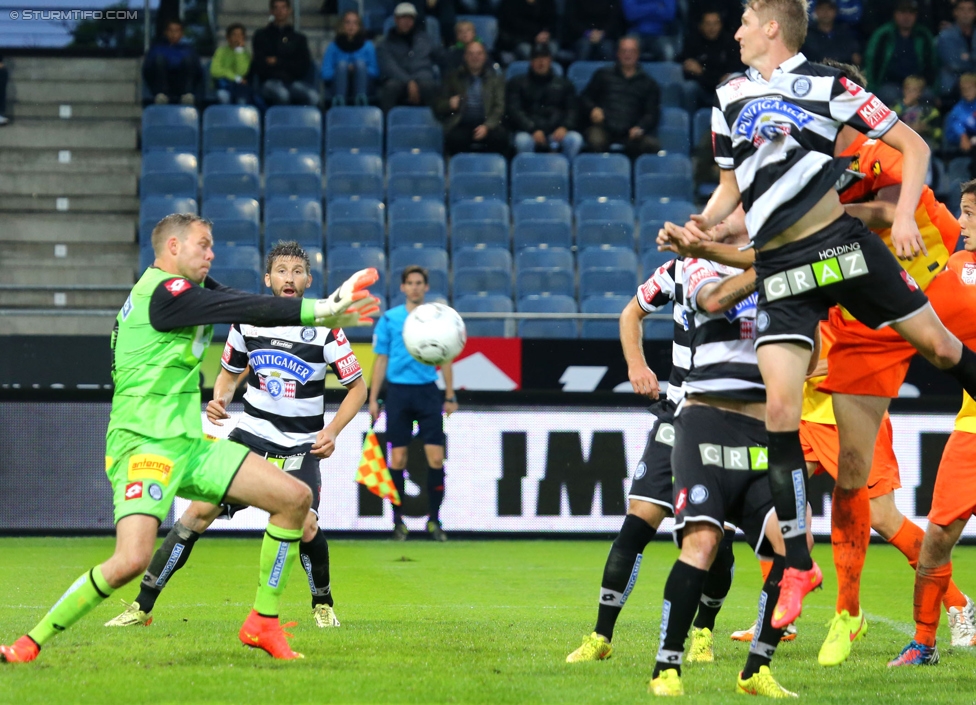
[313,268,380,328]
[0,636,39,664]
[887,640,940,667]
[730,621,797,642]
[817,610,866,666]
[948,595,976,647]
[239,610,304,660]
[312,604,340,628]
[687,627,714,663]
[772,562,823,629]
[735,665,798,697]
[649,668,684,696]
[104,600,153,627]
[565,632,612,663]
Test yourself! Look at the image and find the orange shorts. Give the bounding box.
[799,415,901,499]
[929,430,976,526]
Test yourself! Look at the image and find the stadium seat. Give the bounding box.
[511,153,570,202]
[387,106,439,129]
[387,124,443,155]
[142,105,199,154]
[265,152,323,201]
[572,153,632,204]
[325,152,384,202]
[516,268,574,298]
[636,173,694,204]
[638,199,695,253]
[327,245,387,297]
[387,152,446,202]
[139,244,155,271]
[325,106,383,155]
[264,106,322,156]
[517,294,578,338]
[457,14,498,50]
[453,246,512,272]
[265,197,323,249]
[325,197,385,250]
[208,266,262,294]
[658,126,691,156]
[513,199,573,250]
[579,267,639,299]
[452,220,510,253]
[451,198,509,228]
[505,60,563,80]
[642,62,683,88]
[390,245,449,276]
[202,197,260,247]
[453,293,513,337]
[140,152,198,200]
[635,153,693,178]
[641,248,673,276]
[454,266,513,298]
[449,153,508,203]
[575,200,635,252]
[212,243,262,271]
[644,300,674,340]
[579,246,638,273]
[516,246,573,272]
[566,61,612,93]
[693,107,712,147]
[581,294,632,339]
[139,196,197,245]
[202,105,261,155]
[201,152,260,201]
[301,246,326,297]
[389,198,448,250]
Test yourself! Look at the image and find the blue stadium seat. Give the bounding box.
[326,197,385,250]
[454,266,512,298]
[636,173,694,204]
[451,198,509,227]
[327,245,387,297]
[581,294,632,339]
[387,124,443,155]
[265,197,323,249]
[516,246,573,272]
[693,107,712,147]
[572,153,632,204]
[300,246,326,297]
[449,153,508,204]
[635,153,693,178]
[579,246,638,273]
[212,243,262,271]
[208,266,262,294]
[454,246,512,272]
[139,196,197,245]
[452,221,510,253]
[264,106,322,156]
[202,197,260,247]
[389,198,448,249]
[457,14,498,50]
[516,268,574,298]
[201,152,260,201]
[266,152,323,201]
[387,152,446,202]
[453,293,513,337]
[505,60,564,80]
[513,199,573,250]
[139,244,155,271]
[567,61,612,93]
[641,248,672,276]
[390,246,449,276]
[575,200,635,252]
[325,152,384,202]
[142,105,199,154]
[517,294,578,338]
[202,105,261,155]
[140,152,198,200]
[579,267,639,299]
[638,199,695,253]
[642,62,683,88]
[325,106,383,155]
[387,106,439,129]
[658,126,691,156]
[511,153,570,202]
[660,106,690,131]
[644,300,674,340]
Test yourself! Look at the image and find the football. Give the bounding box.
[402,303,467,366]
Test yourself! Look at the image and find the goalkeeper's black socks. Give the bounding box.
[300,527,333,608]
[135,520,200,612]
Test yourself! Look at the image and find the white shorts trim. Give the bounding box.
[875,301,930,329]
[628,495,674,512]
[754,333,815,349]
[671,515,726,549]
[754,506,777,562]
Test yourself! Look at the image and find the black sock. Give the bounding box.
[947,345,976,401]
[742,556,787,679]
[594,514,657,641]
[766,431,812,570]
[390,469,406,525]
[300,528,333,608]
[693,531,735,631]
[427,466,445,524]
[135,520,200,613]
[653,560,709,678]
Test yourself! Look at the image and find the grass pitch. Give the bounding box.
[1,538,975,704]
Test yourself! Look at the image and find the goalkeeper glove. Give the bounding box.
[313,268,381,328]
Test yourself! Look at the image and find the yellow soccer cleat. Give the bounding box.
[688,627,714,663]
[735,665,798,698]
[649,668,684,696]
[104,600,153,627]
[312,604,341,628]
[566,632,612,662]
[731,621,797,643]
[817,610,867,667]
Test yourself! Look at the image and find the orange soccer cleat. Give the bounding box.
[239,610,304,660]
[772,562,823,629]
[0,636,40,663]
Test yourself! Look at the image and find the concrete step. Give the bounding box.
[6,56,140,82]
[0,312,117,336]
[0,290,130,309]
[10,102,143,121]
[11,81,140,104]
[219,11,331,32]
[0,241,137,264]
[0,171,137,197]
[0,213,136,243]
[0,264,136,286]
[0,120,138,150]
[0,195,140,213]
[0,149,141,174]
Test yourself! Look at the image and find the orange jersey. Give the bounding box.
[801,320,836,425]
[947,250,976,433]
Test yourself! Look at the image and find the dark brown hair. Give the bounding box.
[401,265,429,284]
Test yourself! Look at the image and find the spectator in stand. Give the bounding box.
[945,72,976,151]
[862,0,955,38]
[444,19,478,73]
[211,24,252,105]
[894,75,942,149]
[937,0,976,100]
[496,0,559,66]
[832,0,863,28]
[415,0,457,47]
[377,3,440,112]
[580,36,660,157]
[142,19,202,106]
[802,0,862,67]
[565,0,624,62]
[506,44,583,160]
[677,8,743,111]
[0,53,8,126]
[621,0,678,61]
[435,40,508,156]
[252,0,319,106]
[864,0,937,107]
[321,10,378,107]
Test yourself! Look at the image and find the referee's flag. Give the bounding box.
[356,428,401,505]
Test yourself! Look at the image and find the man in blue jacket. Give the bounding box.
[142,19,202,105]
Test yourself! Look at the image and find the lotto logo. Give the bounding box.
[857,96,891,129]
[675,488,688,513]
[840,77,863,96]
[164,278,191,296]
[901,270,919,291]
[124,482,143,500]
[336,353,361,380]
[764,251,869,301]
[332,328,348,345]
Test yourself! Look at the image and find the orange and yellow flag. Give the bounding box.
[356,428,401,505]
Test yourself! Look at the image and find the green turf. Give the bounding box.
[1,538,975,704]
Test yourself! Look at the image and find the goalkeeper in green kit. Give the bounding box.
[0,214,380,663]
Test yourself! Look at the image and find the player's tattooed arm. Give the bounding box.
[697,269,757,315]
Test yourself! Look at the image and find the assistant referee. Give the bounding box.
[369,265,457,541]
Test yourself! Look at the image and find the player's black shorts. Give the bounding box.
[671,404,775,560]
[753,213,930,349]
[385,381,446,448]
[220,446,322,518]
[628,399,677,512]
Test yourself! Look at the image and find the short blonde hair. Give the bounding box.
[150,213,212,255]
[960,72,976,89]
[455,19,474,34]
[902,75,926,91]
[748,0,810,52]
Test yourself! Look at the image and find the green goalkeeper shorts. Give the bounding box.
[105,429,250,524]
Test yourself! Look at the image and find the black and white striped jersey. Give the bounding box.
[637,258,690,405]
[712,53,898,248]
[680,258,764,402]
[220,324,363,455]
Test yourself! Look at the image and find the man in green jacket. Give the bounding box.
[864,0,937,106]
[434,40,508,157]
[211,23,253,104]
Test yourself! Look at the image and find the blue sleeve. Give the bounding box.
[321,42,337,81]
[373,314,390,355]
[364,42,380,78]
[965,111,976,137]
